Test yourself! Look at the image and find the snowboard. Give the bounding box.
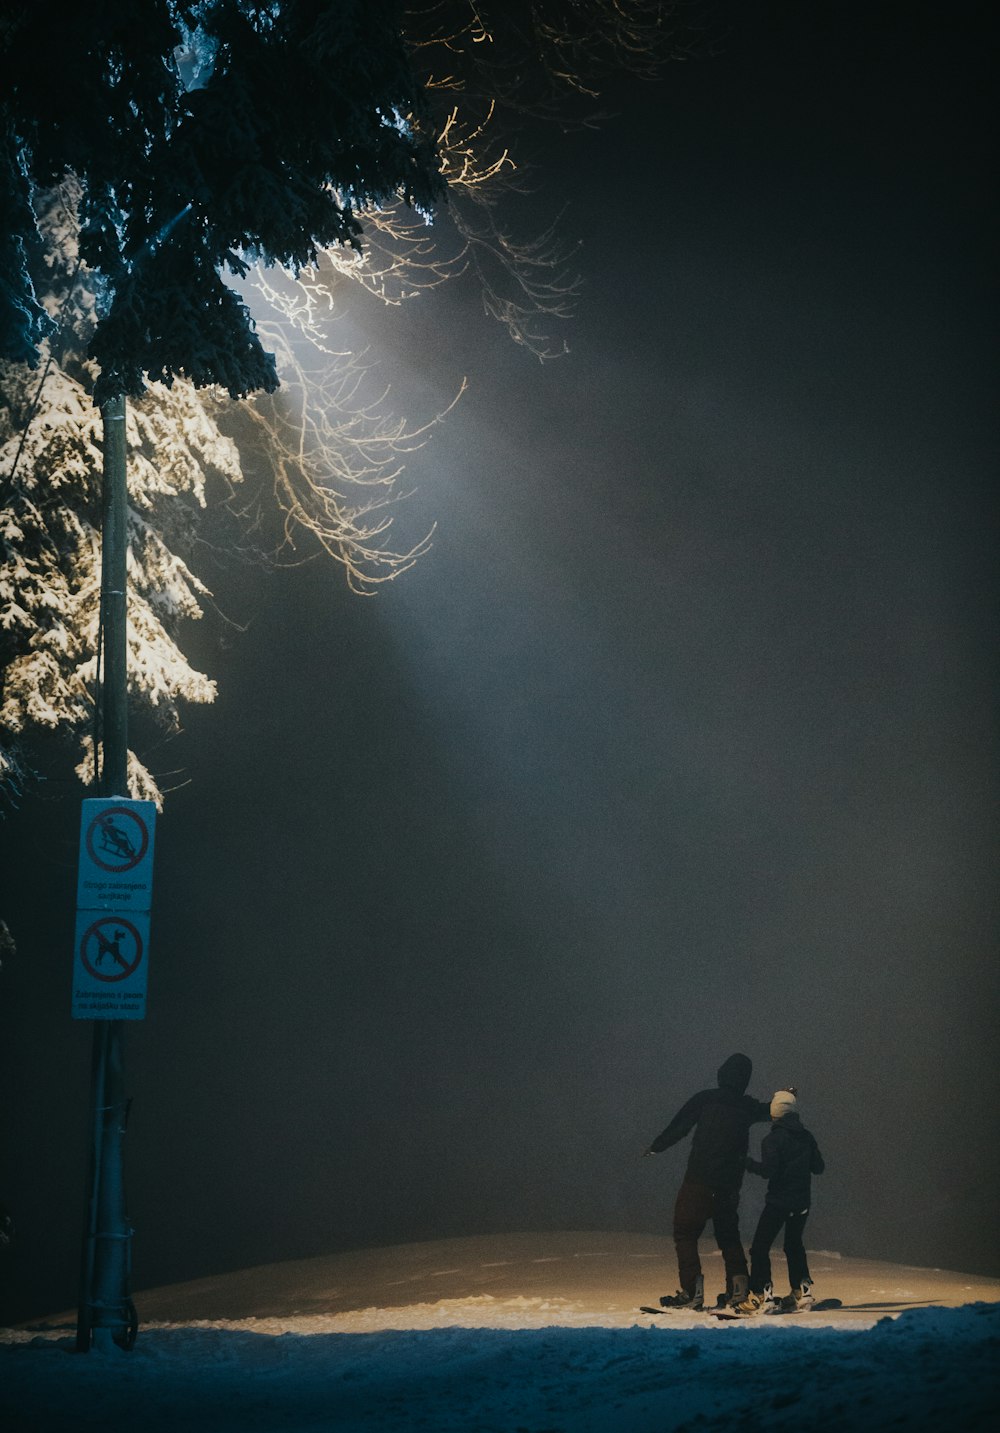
[708,1297,843,1319]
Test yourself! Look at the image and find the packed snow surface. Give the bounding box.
[3,1232,998,1430]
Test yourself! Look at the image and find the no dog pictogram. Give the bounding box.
[79,916,144,983]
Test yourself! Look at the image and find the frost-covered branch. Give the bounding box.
[260,3,678,357]
[235,323,463,592]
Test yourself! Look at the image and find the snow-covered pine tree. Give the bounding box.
[0,186,241,805]
[1,2,679,802]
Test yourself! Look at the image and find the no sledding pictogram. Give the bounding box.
[85,805,150,874]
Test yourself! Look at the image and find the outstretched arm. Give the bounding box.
[644,1093,703,1156]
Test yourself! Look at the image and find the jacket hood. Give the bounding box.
[716,1053,752,1094]
[774,1112,808,1136]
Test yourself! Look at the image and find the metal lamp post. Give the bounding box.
[76,393,136,1352]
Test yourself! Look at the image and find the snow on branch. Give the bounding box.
[237,322,462,592]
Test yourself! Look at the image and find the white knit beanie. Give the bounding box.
[770,1089,797,1120]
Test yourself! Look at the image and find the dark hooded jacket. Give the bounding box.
[648,1054,771,1193]
[745,1112,824,1211]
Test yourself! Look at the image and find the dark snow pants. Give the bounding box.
[672,1180,748,1293]
[748,1202,811,1292]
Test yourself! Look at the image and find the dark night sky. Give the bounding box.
[1,1,997,1322]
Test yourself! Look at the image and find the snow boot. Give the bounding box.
[659,1274,704,1311]
[780,1280,815,1312]
[716,1274,749,1309]
[732,1283,776,1317]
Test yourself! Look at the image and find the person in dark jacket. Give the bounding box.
[643,1053,781,1310]
[735,1088,825,1315]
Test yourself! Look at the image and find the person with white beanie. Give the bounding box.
[734,1087,825,1315]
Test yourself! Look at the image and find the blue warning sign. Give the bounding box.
[71,911,150,1020]
[76,798,156,913]
[73,797,157,1020]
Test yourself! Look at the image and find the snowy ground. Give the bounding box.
[3,1232,999,1430]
